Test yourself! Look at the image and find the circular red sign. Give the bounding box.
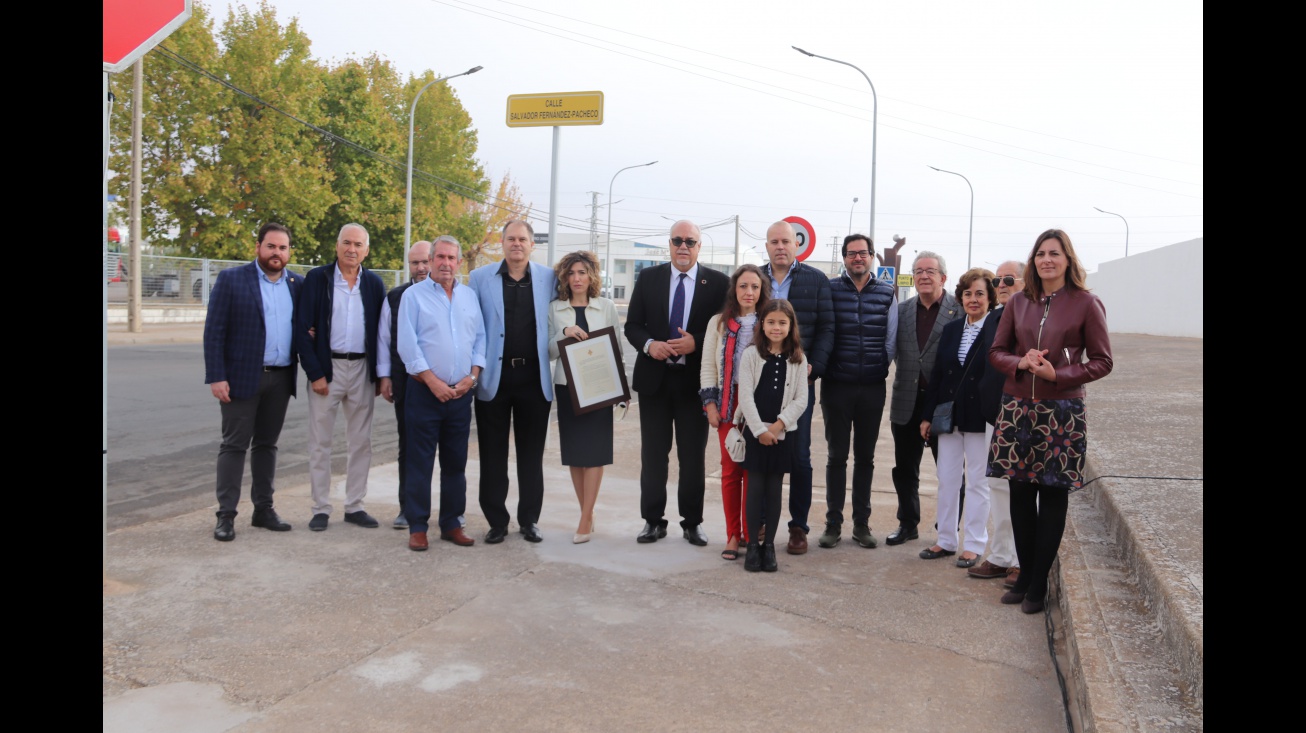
[784,216,817,262]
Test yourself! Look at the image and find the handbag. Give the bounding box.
[725,422,747,463]
[931,401,955,434]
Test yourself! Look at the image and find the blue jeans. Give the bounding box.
[787,381,816,533]
[403,381,473,534]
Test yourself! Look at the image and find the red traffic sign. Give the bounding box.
[103,0,192,73]
[784,216,817,262]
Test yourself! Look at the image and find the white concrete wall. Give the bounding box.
[1087,238,1202,338]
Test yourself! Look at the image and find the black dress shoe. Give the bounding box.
[637,521,667,543]
[885,525,919,546]
[762,543,778,572]
[251,509,291,531]
[520,523,543,543]
[744,542,762,571]
[214,517,235,542]
[683,524,708,546]
[485,526,509,544]
[343,510,380,528]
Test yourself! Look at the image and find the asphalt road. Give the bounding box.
[107,308,636,531]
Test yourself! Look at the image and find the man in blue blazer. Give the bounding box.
[467,220,557,544]
[203,223,304,542]
[294,223,388,532]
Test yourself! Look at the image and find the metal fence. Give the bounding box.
[106,254,403,305]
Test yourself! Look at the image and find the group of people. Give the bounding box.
[204,217,1111,612]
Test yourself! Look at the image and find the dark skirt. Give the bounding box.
[557,391,613,467]
[742,425,795,473]
[987,394,1087,490]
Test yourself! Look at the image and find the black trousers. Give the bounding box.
[821,379,886,527]
[392,373,408,507]
[889,388,938,531]
[746,470,784,546]
[637,367,708,529]
[1009,480,1069,599]
[215,368,294,517]
[475,365,550,529]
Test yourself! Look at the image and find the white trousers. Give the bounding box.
[934,425,992,555]
[984,476,1018,568]
[307,358,375,515]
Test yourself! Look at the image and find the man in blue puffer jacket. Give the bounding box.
[817,234,898,550]
[760,221,834,555]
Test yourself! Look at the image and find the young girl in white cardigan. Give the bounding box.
[734,300,808,572]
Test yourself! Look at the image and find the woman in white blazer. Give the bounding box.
[548,251,622,544]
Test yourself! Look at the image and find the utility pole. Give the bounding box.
[588,192,600,253]
[129,58,144,333]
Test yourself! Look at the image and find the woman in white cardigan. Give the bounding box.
[699,264,770,561]
[548,251,622,544]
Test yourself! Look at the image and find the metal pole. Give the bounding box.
[605,160,658,288]
[1094,207,1130,257]
[793,47,877,241]
[928,166,974,269]
[734,215,740,270]
[847,196,858,238]
[104,70,113,574]
[548,126,560,265]
[129,59,144,332]
[405,66,481,269]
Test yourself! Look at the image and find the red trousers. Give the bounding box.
[716,421,749,543]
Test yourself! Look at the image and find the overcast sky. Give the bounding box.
[244,0,1202,274]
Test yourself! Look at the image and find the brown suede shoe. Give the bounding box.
[408,532,429,552]
[786,527,808,555]
[1003,567,1021,589]
[968,560,1009,579]
[440,527,476,547]
[1000,589,1025,605]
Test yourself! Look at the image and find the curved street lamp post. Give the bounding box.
[606,161,658,294]
[1094,207,1129,258]
[929,165,974,270]
[405,65,482,269]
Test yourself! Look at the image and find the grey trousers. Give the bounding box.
[307,358,375,516]
[215,367,295,517]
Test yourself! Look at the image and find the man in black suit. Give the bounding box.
[624,220,730,546]
[203,222,304,541]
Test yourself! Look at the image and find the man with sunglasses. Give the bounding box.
[817,234,897,550]
[970,260,1025,586]
[761,221,835,555]
[887,251,960,546]
[625,220,730,546]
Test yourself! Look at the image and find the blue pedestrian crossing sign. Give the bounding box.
[876,266,895,282]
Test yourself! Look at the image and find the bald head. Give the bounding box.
[408,241,433,283]
[765,221,797,273]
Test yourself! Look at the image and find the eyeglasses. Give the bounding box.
[670,237,699,249]
[913,268,940,277]
[845,250,873,260]
[990,275,1023,288]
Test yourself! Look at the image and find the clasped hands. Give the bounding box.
[648,328,696,361]
[1018,348,1057,381]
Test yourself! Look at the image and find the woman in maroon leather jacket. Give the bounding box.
[987,229,1113,614]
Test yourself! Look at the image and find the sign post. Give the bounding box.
[506,91,604,265]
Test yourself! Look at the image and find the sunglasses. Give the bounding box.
[990,275,1023,288]
[670,237,699,248]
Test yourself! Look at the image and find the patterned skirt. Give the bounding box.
[987,394,1088,490]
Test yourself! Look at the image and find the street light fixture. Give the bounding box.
[793,46,877,241]
[847,197,858,238]
[928,165,974,269]
[405,65,482,270]
[606,160,658,292]
[1094,207,1129,257]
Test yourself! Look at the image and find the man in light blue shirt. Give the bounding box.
[396,238,486,551]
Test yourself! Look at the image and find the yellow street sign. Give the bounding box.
[506,91,604,128]
[897,274,914,287]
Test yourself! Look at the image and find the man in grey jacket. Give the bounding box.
[887,251,960,545]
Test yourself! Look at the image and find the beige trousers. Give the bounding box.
[307,358,375,515]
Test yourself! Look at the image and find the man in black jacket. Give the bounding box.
[761,221,834,555]
[818,234,897,550]
[624,220,731,546]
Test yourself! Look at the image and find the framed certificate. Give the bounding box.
[558,326,631,415]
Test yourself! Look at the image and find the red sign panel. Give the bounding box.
[784,216,817,262]
[103,0,191,73]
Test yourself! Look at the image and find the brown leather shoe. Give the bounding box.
[440,527,475,547]
[786,527,808,555]
[968,560,1009,579]
[1003,567,1021,589]
[408,532,429,552]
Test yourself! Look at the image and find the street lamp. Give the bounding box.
[1094,207,1129,257]
[405,65,482,269]
[793,46,877,241]
[847,196,858,238]
[929,165,974,269]
[606,160,658,291]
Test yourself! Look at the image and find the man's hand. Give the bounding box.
[667,327,696,355]
[311,377,329,396]
[648,341,675,361]
[210,381,231,404]
[705,403,721,429]
[920,420,931,440]
[307,327,316,339]
[430,381,458,402]
[380,377,393,403]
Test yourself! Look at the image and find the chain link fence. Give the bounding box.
[106,254,402,305]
